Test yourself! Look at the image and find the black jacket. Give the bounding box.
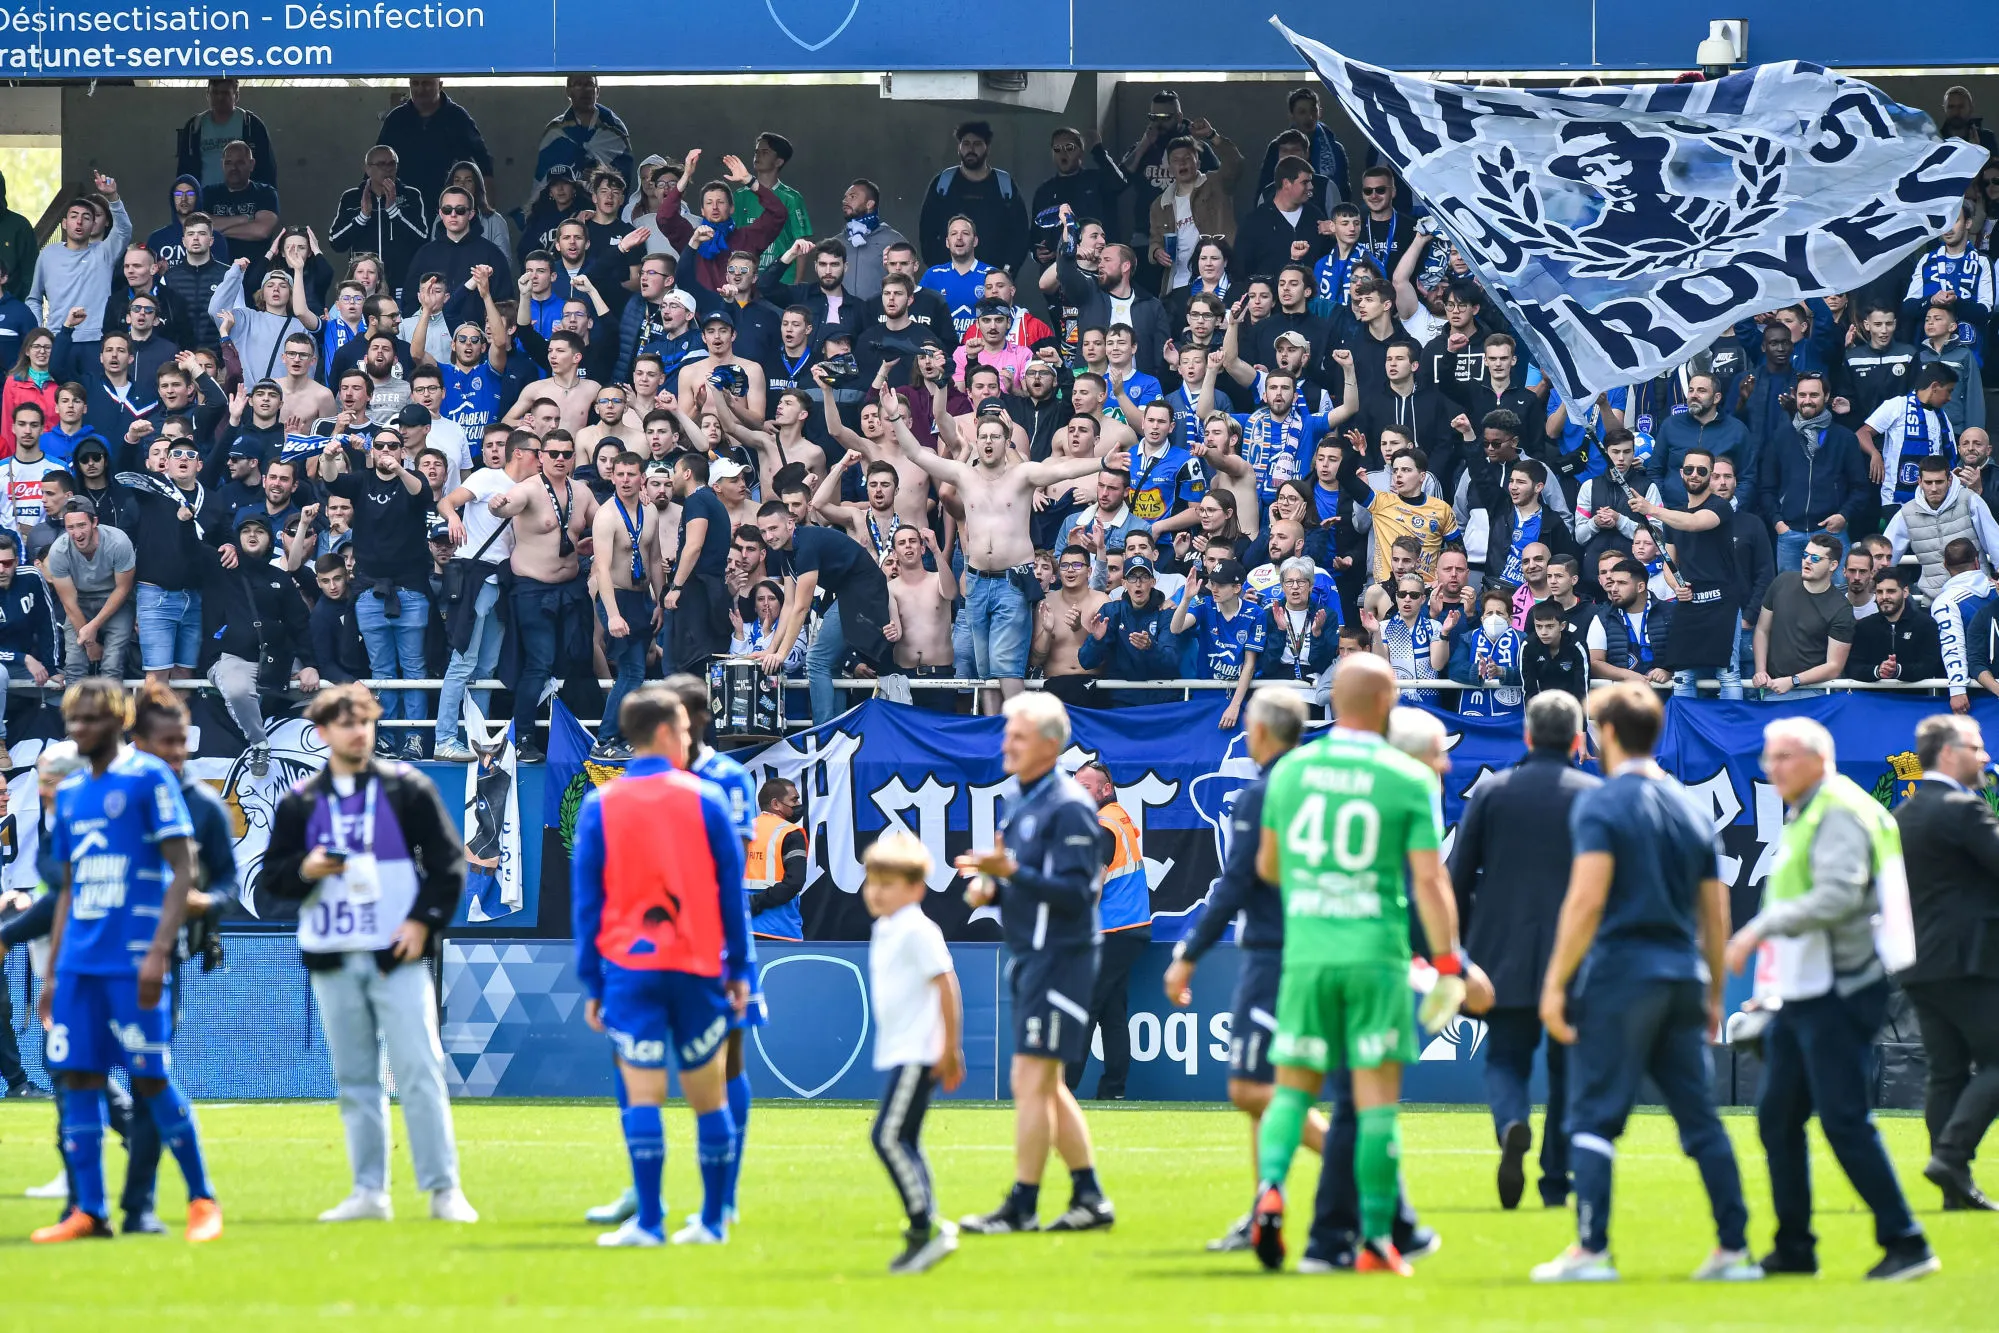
[197,548,315,685]
[257,759,466,972]
[309,592,368,683]
[1846,604,1944,682]
[375,94,495,208]
[1463,458,1578,585]
[1449,748,1602,1007]
[1892,779,1999,985]
[1052,251,1170,379]
[327,180,430,294]
[1179,769,1282,957]
[1232,200,1329,287]
[1521,629,1590,702]
[160,256,231,351]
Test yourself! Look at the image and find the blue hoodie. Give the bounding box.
[145,175,231,269]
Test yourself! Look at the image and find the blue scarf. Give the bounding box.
[1243,407,1304,501]
[844,211,881,249]
[697,220,736,260]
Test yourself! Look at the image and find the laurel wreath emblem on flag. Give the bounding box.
[1471,135,1788,282]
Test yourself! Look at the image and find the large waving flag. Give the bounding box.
[1273,17,1986,403]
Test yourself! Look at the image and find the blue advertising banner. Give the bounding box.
[1,0,1996,77]
[543,696,1560,945]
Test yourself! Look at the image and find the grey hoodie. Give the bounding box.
[27,198,131,341]
[1916,336,1986,433]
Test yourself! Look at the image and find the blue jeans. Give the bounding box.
[435,578,502,746]
[1672,659,1743,699]
[135,584,202,672]
[964,570,1032,679]
[354,587,429,722]
[1775,526,1848,583]
[807,602,847,725]
[1759,980,1922,1255]
[597,592,653,743]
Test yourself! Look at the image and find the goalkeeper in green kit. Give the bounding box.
[1248,655,1467,1275]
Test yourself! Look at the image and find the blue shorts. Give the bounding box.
[48,972,172,1078]
[136,584,203,672]
[1010,945,1097,1065]
[1229,948,1284,1083]
[601,963,732,1071]
[731,955,768,1030]
[965,568,1032,680]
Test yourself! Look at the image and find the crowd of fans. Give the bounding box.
[2,74,1998,764]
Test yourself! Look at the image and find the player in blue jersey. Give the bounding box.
[32,679,221,1244]
[586,673,764,1232]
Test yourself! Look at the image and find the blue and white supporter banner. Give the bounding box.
[1274,19,1987,403]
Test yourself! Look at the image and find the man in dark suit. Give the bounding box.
[1449,690,1600,1209]
[1894,714,1999,1211]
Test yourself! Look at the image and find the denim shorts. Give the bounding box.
[965,568,1031,680]
[136,584,203,672]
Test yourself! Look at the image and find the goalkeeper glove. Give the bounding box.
[1418,951,1468,1035]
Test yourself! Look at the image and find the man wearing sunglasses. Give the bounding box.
[328,145,428,296]
[1752,532,1855,699]
[1631,446,1745,697]
[1355,166,1416,276]
[401,186,512,324]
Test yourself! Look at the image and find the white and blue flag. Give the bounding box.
[1273,17,1986,404]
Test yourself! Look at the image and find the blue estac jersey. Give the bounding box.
[1189,596,1267,681]
[1124,442,1206,523]
[692,748,757,843]
[920,261,994,337]
[51,748,195,977]
[439,362,504,432]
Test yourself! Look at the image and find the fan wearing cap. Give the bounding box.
[198,508,319,776]
[1078,553,1181,704]
[1168,556,1263,728]
[884,385,1100,711]
[207,256,322,391]
[613,255,698,384]
[673,307,768,428]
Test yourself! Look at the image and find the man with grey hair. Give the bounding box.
[1893,713,1999,1212]
[1168,687,1331,1253]
[1725,717,1936,1280]
[958,691,1115,1235]
[1450,689,1597,1211]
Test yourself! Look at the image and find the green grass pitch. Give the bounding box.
[0,1100,1989,1329]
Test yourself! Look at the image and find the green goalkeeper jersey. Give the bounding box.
[1259,727,1442,969]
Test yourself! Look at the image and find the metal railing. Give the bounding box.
[11,673,1963,738]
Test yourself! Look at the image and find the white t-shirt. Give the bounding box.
[427,415,475,494]
[870,900,954,1070]
[453,465,516,565]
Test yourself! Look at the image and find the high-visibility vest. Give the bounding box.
[746,810,807,941]
[1098,800,1150,932]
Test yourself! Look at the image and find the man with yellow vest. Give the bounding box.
[1066,761,1150,1099]
[746,778,810,942]
[1725,716,1937,1283]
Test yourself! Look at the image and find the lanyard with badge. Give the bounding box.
[613,494,645,584]
[329,778,380,905]
[543,475,575,557]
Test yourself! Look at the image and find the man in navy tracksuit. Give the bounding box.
[957,694,1114,1237]
[1532,684,1756,1283]
[1076,556,1180,705]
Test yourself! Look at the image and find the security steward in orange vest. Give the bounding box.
[1065,761,1151,1099]
[746,778,810,941]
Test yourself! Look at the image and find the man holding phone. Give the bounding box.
[257,682,477,1226]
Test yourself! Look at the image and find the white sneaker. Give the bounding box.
[597,1216,665,1248]
[1691,1248,1764,1281]
[24,1170,67,1200]
[1531,1244,1619,1282]
[319,1190,394,1222]
[430,1187,479,1223]
[670,1218,727,1245]
[684,1207,740,1230]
